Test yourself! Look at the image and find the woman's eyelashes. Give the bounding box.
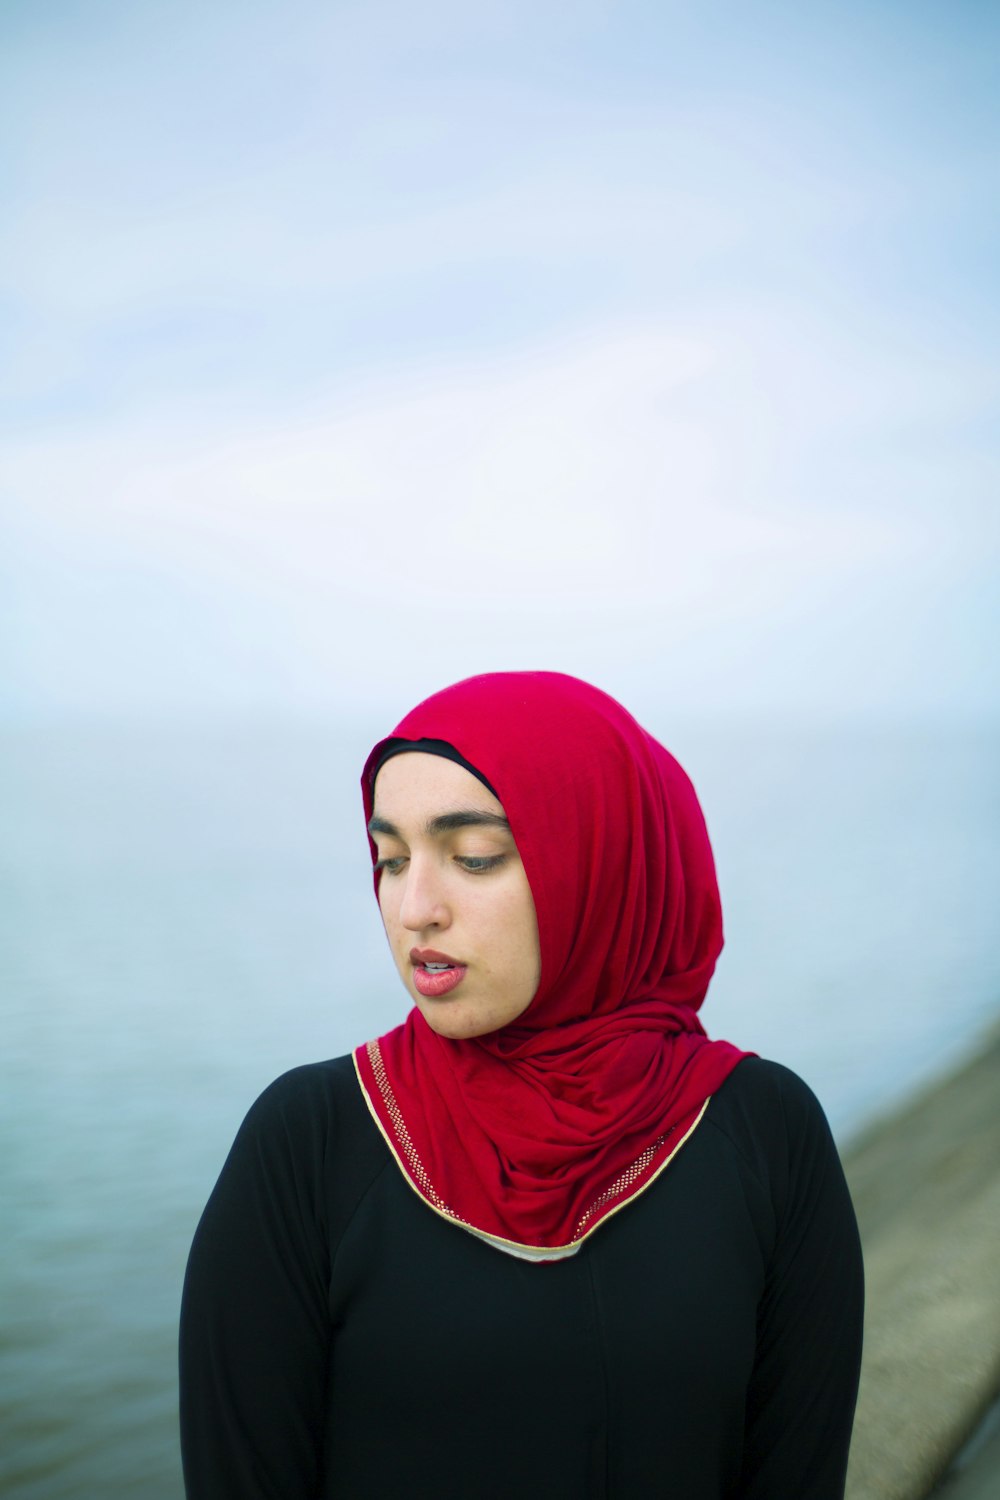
[373,852,508,876]
[455,854,506,873]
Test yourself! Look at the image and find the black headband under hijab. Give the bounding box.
[371,737,500,800]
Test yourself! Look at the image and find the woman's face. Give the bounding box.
[369,752,541,1039]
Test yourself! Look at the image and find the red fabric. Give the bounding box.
[356,672,750,1252]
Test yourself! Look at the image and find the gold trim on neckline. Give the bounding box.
[353,1039,711,1262]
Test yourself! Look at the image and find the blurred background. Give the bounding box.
[2,1,998,1495]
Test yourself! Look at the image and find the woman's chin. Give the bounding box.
[403,973,537,1039]
[413,998,489,1040]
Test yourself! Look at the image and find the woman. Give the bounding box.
[180,671,863,1499]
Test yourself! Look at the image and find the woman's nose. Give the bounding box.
[398,858,450,932]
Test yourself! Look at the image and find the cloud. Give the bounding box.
[6,315,992,721]
[2,2,996,722]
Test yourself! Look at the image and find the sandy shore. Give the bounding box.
[843,1023,1000,1500]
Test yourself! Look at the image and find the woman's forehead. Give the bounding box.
[372,751,506,820]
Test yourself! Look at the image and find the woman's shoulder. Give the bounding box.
[711,1054,830,1120]
[249,1050,360,1106]
[703,1055,843,1191]
[217,1052,389,1243]
[237,1051,373,1146]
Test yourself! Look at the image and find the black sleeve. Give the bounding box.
[740,1067,865,1500]
[179,1071,334,1500]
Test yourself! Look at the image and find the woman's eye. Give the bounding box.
[374,856,407,875]
[456,855,506,874]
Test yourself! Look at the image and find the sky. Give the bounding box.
[2,0,997,726]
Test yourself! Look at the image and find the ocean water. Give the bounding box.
[2,716,998,1500]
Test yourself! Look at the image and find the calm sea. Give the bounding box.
[2,717,998,1499]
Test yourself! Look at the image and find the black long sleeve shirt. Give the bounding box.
[179,1055,863,1499]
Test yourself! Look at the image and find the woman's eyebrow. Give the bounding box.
[428,810,511,835]
[367,810,511,837]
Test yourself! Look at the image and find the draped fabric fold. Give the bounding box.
[354,672,750,1257]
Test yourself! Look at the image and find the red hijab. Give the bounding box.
[354,672,749,1260]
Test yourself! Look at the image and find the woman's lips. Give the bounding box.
[412,963,468,998]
